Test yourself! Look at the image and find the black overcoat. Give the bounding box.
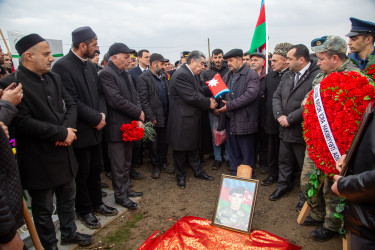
[99,61,142,142]
[0,65,78,190]
[272,60,321,143]
[52,50,106,148]
[167,64,211,151]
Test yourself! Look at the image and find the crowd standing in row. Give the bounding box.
[0,16,374,250]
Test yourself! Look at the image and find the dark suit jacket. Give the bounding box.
[99,61,142,142]
[167,64,211,151]
[52,50,106,148]
[0,65,78,190]
[129,65,144,87]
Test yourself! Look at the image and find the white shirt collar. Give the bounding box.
[139,64,147,72]
[71,49,88,62]
[186,64,195,76]
[298,62,311,77]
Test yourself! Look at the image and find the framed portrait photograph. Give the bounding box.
[211,174,259,234]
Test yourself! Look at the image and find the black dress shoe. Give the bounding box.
[128,190,143,197]
[302,215,324,226]
[130,169,143,180]
[61,232,93,246]
[212,160,222,170]
[194,171,214,181]
[177,176,186,189]
[101,182,109,188]
[261,175,278,186]
[94,204,118,216]
[310,226,339,241]
[269,188,290,201]
[115,199,138,210]
[78,212,101,229]
[105,172,112,180]
[101,190,107,197]
[151,166,161,179]
[161,163,175,174]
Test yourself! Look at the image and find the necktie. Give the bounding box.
[294,72,301,88]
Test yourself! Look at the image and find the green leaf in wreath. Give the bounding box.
[307,189,314,198]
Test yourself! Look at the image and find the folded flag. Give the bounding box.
[206,73,230,98]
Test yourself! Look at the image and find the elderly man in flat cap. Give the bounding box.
[346,17,375,70]
[53,26,117,230]
[261,42,293,187]
[136,53,174,179]
[0,33,92,249]
[99,43,144,210]
[217,49,260,177]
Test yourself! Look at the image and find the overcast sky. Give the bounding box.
[0,0,374,64]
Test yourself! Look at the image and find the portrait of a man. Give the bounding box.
[212,175,259,233]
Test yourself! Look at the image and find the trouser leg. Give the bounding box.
[277,140,297,190]
[173,150,187,179]
[74,147,93,214]
[267,134,280,178]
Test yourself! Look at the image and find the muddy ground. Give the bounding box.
[84,155,342,250]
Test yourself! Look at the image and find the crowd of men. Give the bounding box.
[0,16,374,250]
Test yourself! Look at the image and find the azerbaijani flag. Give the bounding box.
[206,73,230,98]
[249,0,267,56]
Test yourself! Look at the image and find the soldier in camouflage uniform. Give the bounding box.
[215,186,250,231]
[300,35,359,241]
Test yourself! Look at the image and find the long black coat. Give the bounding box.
[136,70,168,127]
[167,64,211,151]
[338,108,375,241]
[0,65,78,190]
[52,50,106,148]
[263,69,289,134]
[272,60,321,143]
[99,61,142,142]
[129,65,144,87]
[221,65,260,135]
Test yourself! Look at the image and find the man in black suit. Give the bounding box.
[99,43,144,210]
[0,33,92,249]
[129,49,150,180]
[168,50,217,188]
[53,26,117,230]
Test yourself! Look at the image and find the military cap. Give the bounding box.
[311,35,347,54]
[72,26,96,43]
[180,51,190,58]
[250,52,266,60]
[15,33,46,56]
[107,43,135,57]
[273,42,293,57]
[229,186,245,195]
[150,53,169,63]
[346,17,375,37]
[223,49,243,59]
[130,54,136,59]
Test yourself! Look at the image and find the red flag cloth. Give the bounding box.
[205,73,230,98]
[138,216,301,250]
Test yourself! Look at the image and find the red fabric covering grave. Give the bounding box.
[138,216,301,249]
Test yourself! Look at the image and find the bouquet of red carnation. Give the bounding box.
[364,64,375,82]
[303,71,375,175]
[121,121,144,142]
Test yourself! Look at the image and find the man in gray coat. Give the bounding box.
[99,43,144,210]
[270,44,321,201]
[168,50,217,189]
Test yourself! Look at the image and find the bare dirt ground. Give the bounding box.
[84,155,342,250]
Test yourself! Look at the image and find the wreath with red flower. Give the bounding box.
[303,71,375,175]
[121,121,144,142]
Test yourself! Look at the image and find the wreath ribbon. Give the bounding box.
[313,84,342,162]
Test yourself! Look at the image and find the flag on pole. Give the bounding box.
[249,0,268,71]
[206,73,230,98]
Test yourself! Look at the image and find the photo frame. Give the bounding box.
[211,174,259,234]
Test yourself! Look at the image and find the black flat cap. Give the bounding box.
[150,53,169,63]
[72,26,96,43]
[250,52,266,60]
[223,49,243,59]
[107,43,135,57]
[15,33,46,56]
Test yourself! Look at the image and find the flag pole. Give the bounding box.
[265,0,269,73]
[0,28,11,54]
